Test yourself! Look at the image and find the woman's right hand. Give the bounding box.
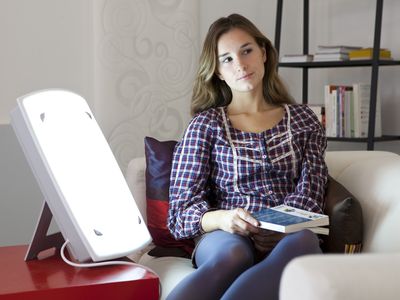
[201,208,260,236]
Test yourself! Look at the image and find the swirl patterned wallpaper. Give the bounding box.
[93,0,199,172]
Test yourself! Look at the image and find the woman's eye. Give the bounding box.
[221,57,233,63]
[243,48,253,55]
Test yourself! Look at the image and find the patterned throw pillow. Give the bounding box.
[144,137,194,258]
[321,176,363,253]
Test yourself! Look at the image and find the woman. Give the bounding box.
[167,13,328,300]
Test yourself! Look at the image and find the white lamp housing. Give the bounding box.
[10,89,151,262]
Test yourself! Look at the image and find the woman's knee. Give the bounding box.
[283,229,321,254]
[223,238,254,268]
[197,231,254,272]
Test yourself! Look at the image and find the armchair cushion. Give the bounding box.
[144,137,194,258]
[321,176,363,253]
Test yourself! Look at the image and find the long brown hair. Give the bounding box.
[191,13,294,116]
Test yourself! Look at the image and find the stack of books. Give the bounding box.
[324,83,382,138]
[280,54,313,63]
[348,48,392,60]
[314,45,362,61]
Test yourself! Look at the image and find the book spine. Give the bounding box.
[325,84,357,138]
[352,83,382,138]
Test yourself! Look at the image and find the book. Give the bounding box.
[252,205,329,235]
[348,48,392,60]
[352,83,382,138]
[324,83,382,138]
[314,53,349,61]
[316,45,362,54]
[314,45,363,62]
[280,54,313,63]
[324,85,339,137]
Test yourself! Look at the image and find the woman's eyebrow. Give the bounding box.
[218,42,253,58]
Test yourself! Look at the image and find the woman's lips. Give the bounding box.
[237,73,254,81]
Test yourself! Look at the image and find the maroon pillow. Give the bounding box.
[144,137,194,258]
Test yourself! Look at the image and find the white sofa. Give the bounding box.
[126,151,400,300]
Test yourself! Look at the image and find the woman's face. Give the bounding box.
[216,28,266,95]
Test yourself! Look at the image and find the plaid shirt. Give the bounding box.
[168,104,328,240]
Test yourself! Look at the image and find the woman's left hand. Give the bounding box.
[251,229,285,254]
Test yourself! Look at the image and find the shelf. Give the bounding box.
[327,135,400,143]
[279,59,400,68]
[275,0,399,150]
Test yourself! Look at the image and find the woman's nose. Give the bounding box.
[235,58,247,71]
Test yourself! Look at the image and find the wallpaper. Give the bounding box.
[93,0,199,172]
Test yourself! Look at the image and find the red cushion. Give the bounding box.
[144,137,194,257]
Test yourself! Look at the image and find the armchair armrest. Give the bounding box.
[280,253,400,300]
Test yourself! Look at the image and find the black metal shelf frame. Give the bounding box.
[274,0,399,150]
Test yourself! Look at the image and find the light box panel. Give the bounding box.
[10,89,151,262]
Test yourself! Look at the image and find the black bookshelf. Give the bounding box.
[328,135,400,143]
[279,60,400,69]
[275,0,400,150]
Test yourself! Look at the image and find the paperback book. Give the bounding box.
[348,48,392,60]
[280,54,313,63]
[316,45,362,54]
[252,205,329,235]
[314,45,362,62]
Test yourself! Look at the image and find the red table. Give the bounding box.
[0,245,159,299]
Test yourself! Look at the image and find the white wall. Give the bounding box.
[0,0,93,246]
[0,0,93,122]
[1,0,399,246]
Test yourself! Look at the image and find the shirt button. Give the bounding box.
[262,155,267,159]
[268,191,273,195]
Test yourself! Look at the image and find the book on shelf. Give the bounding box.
[316,45,362,54]
[353,83,382,138]
[324,83,382,138]
[280,54,313,63]
[314,45,363,61]
[314,53,349,61]
[251,204,329,235]
[348,48,392,60]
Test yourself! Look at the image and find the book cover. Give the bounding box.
[314,53,349,61]
[280,54,313,63]
[352,83,382,138]
[252,205,329,234]
[324,85,339,137]
[349,48,392,60]
[317,45,362,54]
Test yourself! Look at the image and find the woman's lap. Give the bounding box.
[167,229,321,300]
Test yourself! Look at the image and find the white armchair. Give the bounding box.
[280,150,400,300]
[125,151,400,299]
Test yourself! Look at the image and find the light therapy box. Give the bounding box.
[10,89,151,262]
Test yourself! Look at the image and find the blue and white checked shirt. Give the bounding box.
[168,104,328,240]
